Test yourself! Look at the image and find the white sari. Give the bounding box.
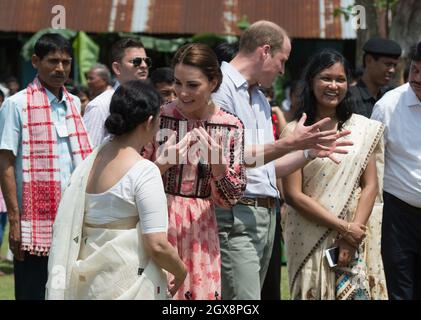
[46,145,169,300]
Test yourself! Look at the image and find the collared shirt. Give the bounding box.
[0,87,80,208]
[212,62,278,198]
[350,79,387,118]
[83,88,114,148]
[371,83,421,208]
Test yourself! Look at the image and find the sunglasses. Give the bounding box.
[129,57,152,68]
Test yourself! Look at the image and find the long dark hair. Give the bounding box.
[294,49,353,130]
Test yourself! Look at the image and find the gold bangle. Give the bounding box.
[346,223,351,233]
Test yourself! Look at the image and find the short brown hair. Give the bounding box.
[239,20,288,56]
[172,43,223,92]
[111,38,145,63]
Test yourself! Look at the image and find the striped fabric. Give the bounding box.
[21,77,92,255]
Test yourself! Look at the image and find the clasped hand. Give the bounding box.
[155,127,227,167]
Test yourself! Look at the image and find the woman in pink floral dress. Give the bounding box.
[144,43,246,299]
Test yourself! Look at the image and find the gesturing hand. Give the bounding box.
[308,130,353,164]
[291,113,350,151]
[191,127,227,165]
[155,130,193,172]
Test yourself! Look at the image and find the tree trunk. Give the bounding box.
[389,0,421,83]
[390,0,421,58]
[355,0,379,66]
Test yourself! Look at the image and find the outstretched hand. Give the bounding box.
[309,130,353,164]
[291,113,352,153]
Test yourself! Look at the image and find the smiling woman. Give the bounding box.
[142,43,246,300]
[312,63,348,116]
[281,49,387,300]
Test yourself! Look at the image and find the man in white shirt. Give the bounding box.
[86,63,113,99]
[83,38,152,147]
[371,42,421,300]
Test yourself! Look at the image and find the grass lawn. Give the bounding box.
[281,266,290,300]
[0,223,14,300]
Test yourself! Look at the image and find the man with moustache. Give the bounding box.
[350,37,402,118]
[0,33,92,299]
[371,42,421,300]
[83,38,151,147]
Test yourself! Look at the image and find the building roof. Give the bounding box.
[0,0,356,39]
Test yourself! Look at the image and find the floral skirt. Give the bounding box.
[167,195,221,300]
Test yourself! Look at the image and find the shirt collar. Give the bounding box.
[45,87,67,105]
[221,61,248,89]
[405,83,421,107]
[356,79,377,101]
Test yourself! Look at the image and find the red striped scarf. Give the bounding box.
[21,77,92,255]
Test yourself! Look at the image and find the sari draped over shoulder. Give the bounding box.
[281,114,388,300]
[46,144,169,300]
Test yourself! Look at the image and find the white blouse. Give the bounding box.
[84,159,168,234]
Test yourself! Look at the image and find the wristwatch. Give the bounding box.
[303,149,316,160]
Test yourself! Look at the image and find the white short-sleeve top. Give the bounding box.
[84,159,168,234]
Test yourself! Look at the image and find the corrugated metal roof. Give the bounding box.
[0,0,356,39]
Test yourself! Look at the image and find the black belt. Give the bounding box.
[238,197,276,209]
[384,192,421,214]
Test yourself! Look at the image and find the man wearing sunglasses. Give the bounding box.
[83,38,151,147]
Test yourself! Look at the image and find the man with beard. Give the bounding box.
[0,33,92,299]
[83,38,151,147]
[350,37,402,118]
[371,42,421,300]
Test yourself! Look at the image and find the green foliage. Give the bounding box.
[333,5,355,21]
[72,32,100,85]
[118,32,190,53]
[237,15,250,31]
[374,0,400,9]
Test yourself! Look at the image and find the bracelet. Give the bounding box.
[341,222,352,238]
[339,222,351,237]
[303,149,316,161]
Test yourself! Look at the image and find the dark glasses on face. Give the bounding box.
[129,57,152,68]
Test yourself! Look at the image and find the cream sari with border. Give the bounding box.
[281,114,388,300]
[46,143,169,300]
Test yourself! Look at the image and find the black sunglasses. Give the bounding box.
[129,57,152,68]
